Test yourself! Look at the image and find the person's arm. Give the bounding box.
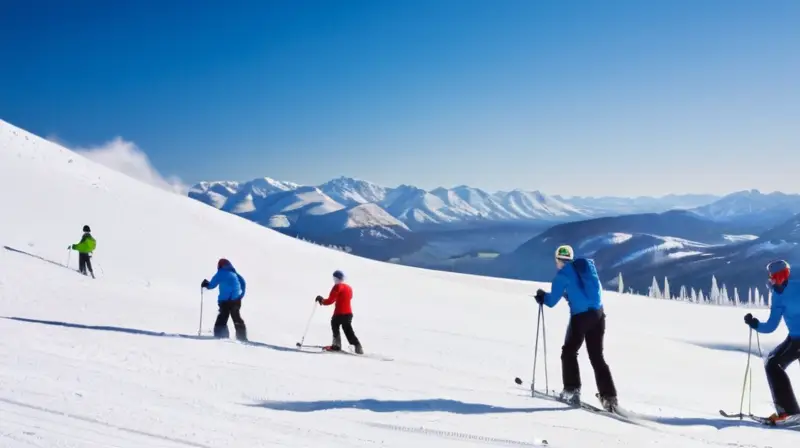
[543,270,569,308]
[755,295,784,334]
[321,285,339,306]
[206,271,222,290]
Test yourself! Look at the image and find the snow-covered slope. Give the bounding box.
[3,119,797,447]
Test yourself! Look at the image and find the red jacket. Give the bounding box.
[322,283,353,315]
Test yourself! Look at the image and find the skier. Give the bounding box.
[534,244,618,412]
[316,270,363,354]
[68,225,96,278]
[201,258,248,341]
[744,259,800,425]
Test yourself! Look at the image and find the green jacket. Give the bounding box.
[71,232,97,254]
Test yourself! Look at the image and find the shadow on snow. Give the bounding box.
[684,340,772,357]
[3,245,71,270]
[249,398,562,415]
[1,316,314,354]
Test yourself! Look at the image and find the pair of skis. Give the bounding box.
[295,343,394,361]
[718,410,800,429]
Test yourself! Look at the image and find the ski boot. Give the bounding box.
[324,334,342,351]
[353,344,364,355]
[596,394,618,412]
[558,388,581,405]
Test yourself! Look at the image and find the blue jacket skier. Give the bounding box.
[744,259,800,424]
[535,245,618,412]
[202,258,247,341]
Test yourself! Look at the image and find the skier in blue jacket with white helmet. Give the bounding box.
[744,259,800,425]
[202,258,247,341]
[534,245,618,412]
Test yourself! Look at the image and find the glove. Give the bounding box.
[315,295,324,304]
[534,289,546,305]
[744,313,759,329]
[201,279,209,289]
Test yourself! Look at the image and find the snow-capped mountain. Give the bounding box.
[692,189,800,231]
[318,176,390,206]
[558,194,720,215]
[188,181,240,208]
[241,186,345,227]
[494,189,588,220]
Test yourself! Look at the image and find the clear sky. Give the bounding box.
[1,0,799,196]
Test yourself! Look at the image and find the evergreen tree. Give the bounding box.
[618,272,624,294]
[650,276,662,299]
[710,276,720,304]
[663,277,671,300]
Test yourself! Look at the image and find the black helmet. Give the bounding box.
[83,225,91,232]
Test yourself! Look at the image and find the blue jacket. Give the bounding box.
[755,280,800,338]
[542,258,603,315]
[207,261,246,302]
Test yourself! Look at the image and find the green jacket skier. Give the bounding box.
[69,225,96,277]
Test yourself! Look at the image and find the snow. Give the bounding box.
[1,118,798,447]
[723,234,759,243]
[610,236,712,268]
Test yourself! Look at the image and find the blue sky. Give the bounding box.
[1,0,799,196]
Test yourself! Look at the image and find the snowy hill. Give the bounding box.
[692,189,800,231]
[1,118,799,447]
[487,210,751,292]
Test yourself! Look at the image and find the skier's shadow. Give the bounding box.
[250,398,564,415]
[1,316,314,354]
[638,414,767,430]
[3,245,71,270]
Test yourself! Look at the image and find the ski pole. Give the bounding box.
[541,304,549,393]
[531,303,542,396]
[198,288,204,336]
[295,302,317,348]
[739,328,753,418]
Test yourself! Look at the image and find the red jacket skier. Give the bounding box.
[316,270,363,354]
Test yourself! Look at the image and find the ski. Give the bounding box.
[518,379,643,426]
[719,410,800,428]
[297,344,393,361]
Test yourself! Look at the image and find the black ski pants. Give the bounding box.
[214,299,247,341]
[78,253,93,275]
[561,308,617,398]
[765,336,800,415]
[331,313,360,347]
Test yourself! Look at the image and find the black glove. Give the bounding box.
[315,295,324,304]
[744,313,759,329]
[201,279,209,289]
[534,289,546,305]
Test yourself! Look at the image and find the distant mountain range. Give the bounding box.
[190,175,722,230]
[188,176,800,294]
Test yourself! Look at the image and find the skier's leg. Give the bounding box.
[585,309,618,409]
[78,253,88,275]
[329,315,342,350]
[213,301,231,338]
[86,254,95,278]
[765,337,800,416]
[561,313,587,398]
[230,299,247,341]
[341,314,362,352]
